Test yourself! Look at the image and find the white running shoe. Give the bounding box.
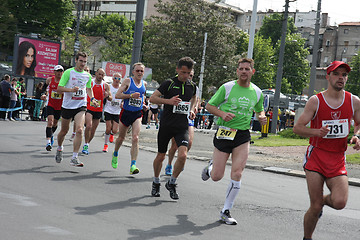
[201,160,213,181]
[70,157,84,167]
[219,210,238,225]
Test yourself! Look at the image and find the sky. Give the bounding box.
[226,0,360,25]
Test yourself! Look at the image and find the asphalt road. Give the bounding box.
[1,121,360,240]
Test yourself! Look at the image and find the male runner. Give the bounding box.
[150,57,197,200]
[55,52,98,167]
[293,61,360,240]
[103,72,122,152]
[82,68,111,154]
[44,65,64,151]
[111,63,147,174]
[201,58,266,224]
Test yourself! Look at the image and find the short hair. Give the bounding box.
[238,58,255,69]
[177,57,194,69]
[113,72,122,78]
[132,62,145,70]
[75,51,88,60]
[4,74,10,80]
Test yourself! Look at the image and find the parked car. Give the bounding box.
[262,89,290,109]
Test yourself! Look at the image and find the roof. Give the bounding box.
[339,22,360,26]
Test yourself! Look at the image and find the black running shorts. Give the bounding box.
[157,126,189,153]
[213,129,251,153]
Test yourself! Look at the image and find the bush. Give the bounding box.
[278,128,308,139]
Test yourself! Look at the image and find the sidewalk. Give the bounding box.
[122,124,360,187]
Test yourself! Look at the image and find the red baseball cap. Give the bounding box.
[326,61,351,74]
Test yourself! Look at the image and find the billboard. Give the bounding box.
[13,36,61,79]
[102,61,152,82]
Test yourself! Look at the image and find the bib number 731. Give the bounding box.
[322,119,349,138]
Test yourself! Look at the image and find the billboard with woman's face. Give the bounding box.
[13,36,61,79]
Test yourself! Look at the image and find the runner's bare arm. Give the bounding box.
[115,78,131,99]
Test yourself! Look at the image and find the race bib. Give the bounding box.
[51,91,62,99]
[90,98,101,108]
[322,119,349,139]
[129,97,142,108]
[173,101,190,115]
[72,88,86,100]
[111,100,120,107]
[216,126,238,140]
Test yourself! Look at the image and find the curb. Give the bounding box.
[123,138,360,188]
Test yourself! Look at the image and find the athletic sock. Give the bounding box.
[105,133,110,144]
[46,127,52,138]
[72,152,78,159]
[131,160,136,166]
[153,177,160,184]
[222,180,241,212]
[113,151,118,157]
[52,126,57,134]
[169,176,177,185]
[57,146,63,151]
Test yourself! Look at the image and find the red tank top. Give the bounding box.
[309,91,353,152]
[87,80,105,112]
[48,76,63,110]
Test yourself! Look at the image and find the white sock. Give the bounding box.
[222,180,241,212]
[72,152,78,158]
[105,134,110,144]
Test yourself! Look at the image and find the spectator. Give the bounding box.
[9,78,20,121]
[0,74,14,120]
[33,82,44,121]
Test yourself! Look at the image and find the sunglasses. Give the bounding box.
[114,77,121,80]
[135,70,144,73]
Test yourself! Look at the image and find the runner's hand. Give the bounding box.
[168,95,182,106]
[221,112,235,122]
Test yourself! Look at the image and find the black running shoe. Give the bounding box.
[151,182,160,197]
[165,181,179,200]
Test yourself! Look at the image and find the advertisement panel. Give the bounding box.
[102,61,152,81]
[13,36,61,79]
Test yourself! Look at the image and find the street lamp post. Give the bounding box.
[73,0,82,66]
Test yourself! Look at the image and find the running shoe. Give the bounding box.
[201,160,213,181]
[70,157,84,167]
[151,182,161,197]
[146,125,150,129]
[69,132,76,141]
[156,124,159,129]
[103,144,109,152]
[55,150,63,163]
[50,136,54,146]
[46,143,52,151]
[165,164,172,176]
[111,153,118,169]
[165,180,179,200]
[130,164,139,174]
[219,210,237,225]
[82,145,89,155]
[109,134,114,143]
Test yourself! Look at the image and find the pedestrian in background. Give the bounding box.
[0,74,15,120]
[9,78,20,121]
[293,61,360,240]
[33,81,44,121]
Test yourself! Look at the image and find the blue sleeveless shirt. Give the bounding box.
[123,77,146,112]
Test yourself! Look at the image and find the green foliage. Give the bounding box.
[0,0,17,56]
[273,33,310,94]
[142,0,238,98]
[257,13,297,48]
[278,128,308,139]
[345,51,360,96]
[252,133,309,146]
[80,14,134,63]
[60,32,92,68]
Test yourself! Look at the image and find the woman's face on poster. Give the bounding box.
[23,47,34,68]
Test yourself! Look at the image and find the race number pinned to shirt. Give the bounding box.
[173,101,190,115]
[111,99,121,107]
[72,88,86,100]
[216,126,238,140]
[322,119,349,138]
[129,97,142,108]
[51,91,62,99]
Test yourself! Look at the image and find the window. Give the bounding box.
[326,40,330,47]
[324,56,328,63]
[344,29,349,34]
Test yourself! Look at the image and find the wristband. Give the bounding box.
[91,97,94,101]
[130,93,133,98]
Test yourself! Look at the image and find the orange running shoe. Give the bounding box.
[103,144,109,152]
[109,134,114,143]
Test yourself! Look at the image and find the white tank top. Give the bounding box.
[104,84,122,115]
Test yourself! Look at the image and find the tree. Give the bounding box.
[60,31,92,68]
[0,0,17,56]
[8,0,74,37]
[346,52,360,95]
[142,0,239,98]
[257,13,297,48]
[80,14,134,63]
[273,33,310,94]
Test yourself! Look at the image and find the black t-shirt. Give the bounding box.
[158,76,196,130]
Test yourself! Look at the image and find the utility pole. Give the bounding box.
[270,0,293,134]
[73,0,82,66]
[247,0,258,59]
[130,0,145,75]
[198,32,208,100]
[308,0,322,97]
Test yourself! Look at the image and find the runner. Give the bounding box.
[44,65,64,151]
[54,52,98,167]
[146,101,159,129]
[201,58,266,225]
[103,72,122,152]
[293,61,360,240]
[82,68,112,155]
[150,57,197,200]
[111,63,147,174]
